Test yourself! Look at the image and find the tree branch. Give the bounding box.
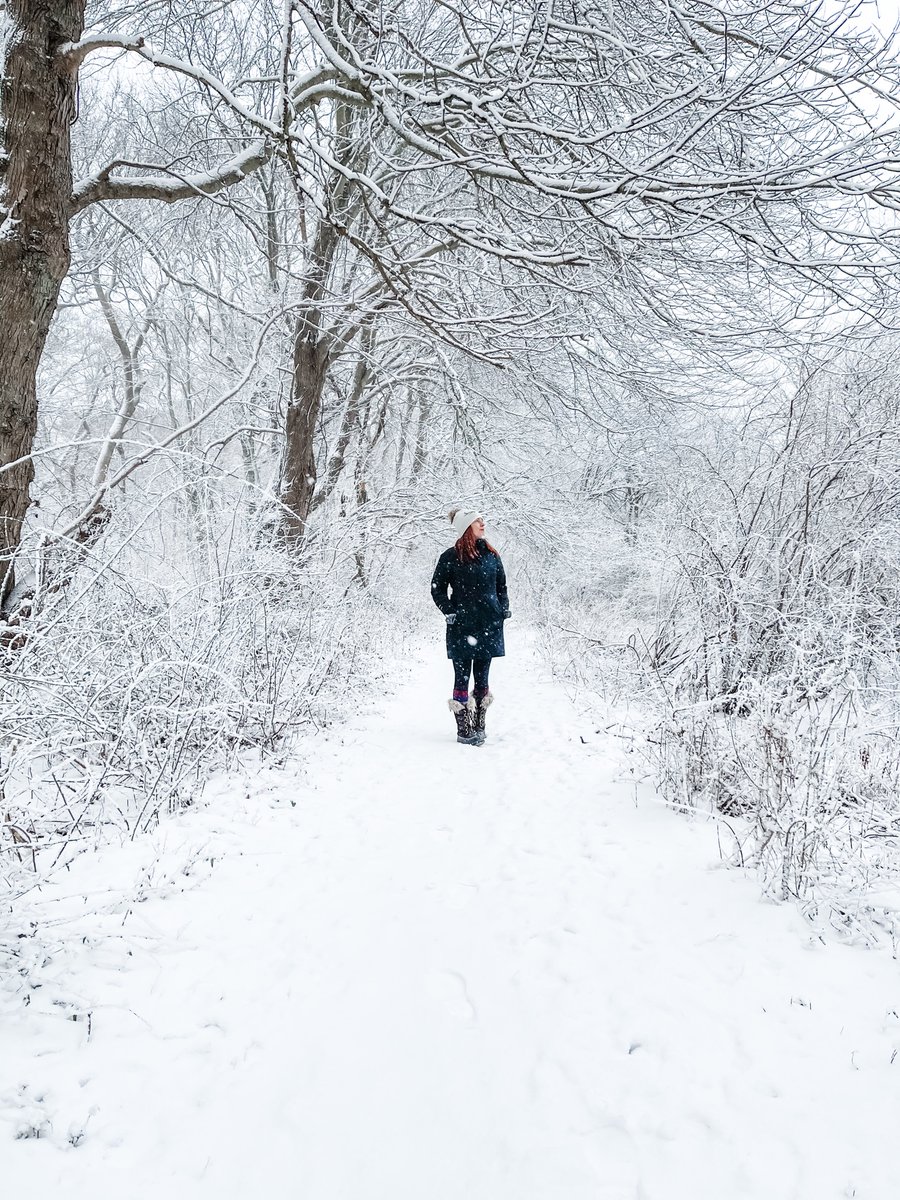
[56,34,281,134]
[70,139,273,214]
[49,306,290,546]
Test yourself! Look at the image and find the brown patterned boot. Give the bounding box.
[473,692,493,745]
[448,699,477,744]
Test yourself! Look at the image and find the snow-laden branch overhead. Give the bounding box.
[56,33,282,135]
[70,140,273,214]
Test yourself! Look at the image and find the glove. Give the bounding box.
[446,613,457,626]
[502,610,511,620]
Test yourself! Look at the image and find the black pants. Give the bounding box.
[452,656,491,701]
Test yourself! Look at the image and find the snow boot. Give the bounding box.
[449,698,477,745]
[473,692,493,745]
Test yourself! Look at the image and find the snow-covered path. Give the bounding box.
[4,635,900,1199]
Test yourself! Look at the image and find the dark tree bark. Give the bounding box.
[280,327,331,541]
[276,85,371,544]
[0,0,85,607]
[0,7,271,613]
[278,208,343,542]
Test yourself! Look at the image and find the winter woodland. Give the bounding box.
[5,0,900,1153]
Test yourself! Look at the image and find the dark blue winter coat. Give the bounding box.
[430,540,510,660]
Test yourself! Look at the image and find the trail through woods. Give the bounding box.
[3,634,900,1199]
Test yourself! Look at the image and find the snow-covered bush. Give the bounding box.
[0,513,418,896]
[530,346,900,937]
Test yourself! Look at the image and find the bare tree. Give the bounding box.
[5,0,900,611]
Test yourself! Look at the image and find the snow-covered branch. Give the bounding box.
[70,140,273,214]
[57,33,281,135]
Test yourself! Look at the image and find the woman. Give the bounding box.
[430,508,511,745]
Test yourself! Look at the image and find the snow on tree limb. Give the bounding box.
[49,305,290,546]
[70,140,274,214]
[56,34,281,135]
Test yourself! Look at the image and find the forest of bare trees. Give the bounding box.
[5,0,900,934]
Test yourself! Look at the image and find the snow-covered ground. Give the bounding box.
[2,631,899,1199]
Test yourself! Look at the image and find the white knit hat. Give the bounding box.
[450,508,483,538]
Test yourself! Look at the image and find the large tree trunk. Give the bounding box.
[278,210,343,543]
[279,327,329,541]
[0,0,83,609]
[277,89,363,545]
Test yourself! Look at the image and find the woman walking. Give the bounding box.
[430,509,511,745]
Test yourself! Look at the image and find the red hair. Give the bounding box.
[455,525,498,562]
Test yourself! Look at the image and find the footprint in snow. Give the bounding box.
[426,968,477,1023]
